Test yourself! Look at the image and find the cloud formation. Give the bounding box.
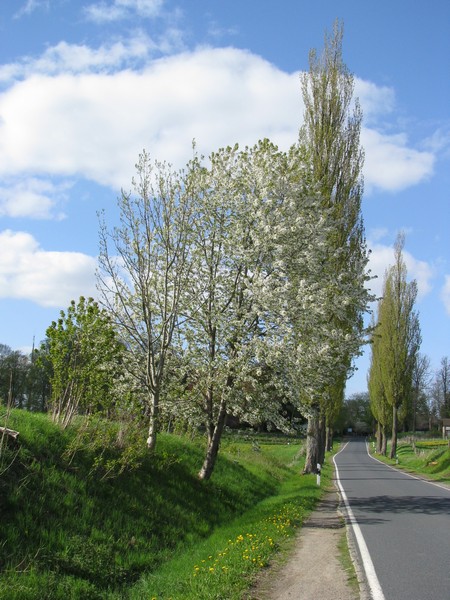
[0,230,97,307]
[0,178,69,219]
[362,129,434,193]
[0,48,301,190]
[84,0,165,23]
[14,0,49,19]
[0,33,168,82]
[0,44,436,204]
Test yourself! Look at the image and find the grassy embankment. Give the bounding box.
[0,410,332,599]
[368,436,450,483]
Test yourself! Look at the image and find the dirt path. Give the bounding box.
[246,489,363,600]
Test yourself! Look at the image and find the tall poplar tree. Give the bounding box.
[298,21,371,472]
[376,233,421,458]
[368,315,391,455]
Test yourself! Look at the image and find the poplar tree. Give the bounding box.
[368,315,391,454]
[376,233,421,458]
[298,21,371,472]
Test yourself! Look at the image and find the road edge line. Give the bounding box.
[364,441,450,492]
[333,446,386,600]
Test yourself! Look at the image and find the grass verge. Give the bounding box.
[368,437,450,483]
[128,444,330,599]
[0,410,329,599]
[336,528,359,595]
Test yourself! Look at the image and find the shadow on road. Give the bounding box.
[341,494,449,516]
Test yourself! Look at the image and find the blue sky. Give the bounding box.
[0,0,449,396]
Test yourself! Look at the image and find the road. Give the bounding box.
[334,438,450,600]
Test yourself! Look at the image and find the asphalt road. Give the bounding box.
[334,438,450,600]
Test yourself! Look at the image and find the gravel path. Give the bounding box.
[246,488,361,600]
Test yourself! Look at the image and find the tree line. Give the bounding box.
[2,23,444,479]
[367,233,450,457]
[95,22,371,479]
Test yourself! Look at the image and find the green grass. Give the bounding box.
[369,437,450,483]
[130,444,328,600]
[336,529,359,595]
[0,410,329,599]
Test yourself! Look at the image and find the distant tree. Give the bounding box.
[377,234,421,458]
[44,296,124,428]
[0,344,29,409]
[341,392,373,435]
[97,152,194,451]
[434,356,450,419]
[28,341,52,412]
[410,353,432,432]
[298,20,372,471]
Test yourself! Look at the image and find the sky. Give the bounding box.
[0,0,449,396]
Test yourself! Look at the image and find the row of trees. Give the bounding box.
[368,234,438,458]
[3,24,370,479]
[0,343,49,413]
[92,23,372,478]
[3,337,448,436]
[0,24,398,479]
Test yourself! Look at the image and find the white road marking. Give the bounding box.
[365,442,450,492]
[333,443,386,600]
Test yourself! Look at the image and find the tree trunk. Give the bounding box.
[376,421,382,453]
[380,424,387,456]
[146,389,160,451]
[325,424,333,452]
[390,404,398,459]
[318,415,326,465]
[303,410,320,474]
[198,400,227,481]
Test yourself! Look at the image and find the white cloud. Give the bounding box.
[84,0,165,23]
[14,0,49,19]
[0,230,97,307]
[0,34,157,82]
[0,45,438,198]
[441,276,450,316]
[362,129,434,193]
[0,178,69,219]
[423,127,450,157]
[0,48,302,188]
[355,79,395,124]
[367,241,433,300]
